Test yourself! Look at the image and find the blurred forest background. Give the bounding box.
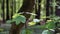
[0,0,60,34]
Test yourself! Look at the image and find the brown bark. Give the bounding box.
[18,0,35,18]
[9,23,24,34]
[9,0,35,34]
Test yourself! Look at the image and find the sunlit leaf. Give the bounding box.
[12,14,26,25]
[12,13,20,18]
[28,22,36,26]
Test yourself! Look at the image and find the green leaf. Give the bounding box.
[46,21,55,29]
[12,13,20,18]
[6,20,14,24]
[20,15,26,23]
[42,30,51,34]
[12,14,26,25]
[25,29,33,34]
[21,29,33,34]
[21,30,26,34]
[28,22,36,26]
[40,21,55,29]
[39,25,46,29]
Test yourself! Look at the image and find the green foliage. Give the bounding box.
[39,25,46,29]
[0,28,4,32]
[21,29,33,34]
[46,21,55,29]
[40,15,60,34]
[6,13,26,25]
[6,20,14,24]
[39,22,55,29]
[0,0,59,34]
[25,29,33,34]
[48,15,60,22]
[28,22,36,26]
[42,30,51,34]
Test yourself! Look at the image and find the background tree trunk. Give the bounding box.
[9,0,35,34]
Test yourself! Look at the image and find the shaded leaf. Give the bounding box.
[6,20,14,24]
[46,21,55,29]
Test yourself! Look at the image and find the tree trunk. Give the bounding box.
[2,0,5,23]
[9,23,24,34]
[9,0,35,34]
[6,0,10,20]
[46,0,50,20]
[35,0,41,19]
